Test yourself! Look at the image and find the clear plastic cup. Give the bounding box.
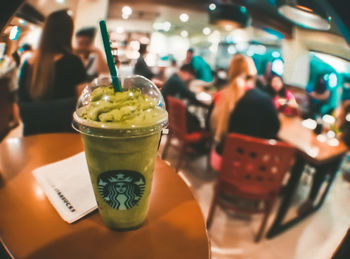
[73,75,167,230]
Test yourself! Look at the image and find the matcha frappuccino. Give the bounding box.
[73,76,167,230]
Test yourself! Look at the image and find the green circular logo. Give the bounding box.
[98,170,146,210]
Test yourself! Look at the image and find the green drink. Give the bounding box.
[73,76,167,230]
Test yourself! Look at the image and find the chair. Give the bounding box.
[19,97,76,136]
[207,133,295,242]
[162,96,211,172]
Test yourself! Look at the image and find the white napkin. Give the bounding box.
[32,152,97,223]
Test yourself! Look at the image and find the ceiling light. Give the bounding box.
[9,26,20,40]
[224,24,233,31]
[179,13,189,23]
[122,13,130,20]
[163,21,171,31]
[209,3,216,11]
[202,27,211,35]
[322,114,336,124]
[247,49,254,56]
[272,51,281,58]
[153,22,161,31]
[328,73,337,88]
[271,58,284,76]
[228,45,236,55]
[236,42,248,52]
[277,0,330,30]
[116,26,124,33]
[140,37,150,44]
[67,10,73,16]
[130,40,140,51]
[153,21,171,32]
[346,114,350,122]
[180,30,188,38]
[252,45,266,55]
[122,6,133,16]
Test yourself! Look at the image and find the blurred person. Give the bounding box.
[161,64,208,132]
[11,51,20,67]
[183,48,193,65]
[336,76,350,131]
[19,44,33,64]
[209,54,280,165]
[164,58,178,79]
[265,74,298,116]
[298,76,346,215]
[18,10,87,135]
[75,27,108,81]
[212,68,228,91]
[133,44,154,80]
[306,75,330,119]
[11,44,33,68]
[334,77,350,181]
[161,64,206,107]
[184,48,213,83]
[256,61,272,91]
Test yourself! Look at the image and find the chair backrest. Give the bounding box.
[167,96,187,139]
[220,133,296,196]
[19,97,76,136]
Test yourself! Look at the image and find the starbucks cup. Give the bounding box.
[73,75,168,230]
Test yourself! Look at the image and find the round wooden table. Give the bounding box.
[0,133,210,259]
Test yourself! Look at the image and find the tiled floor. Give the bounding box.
[4,127,350,259]
[160,136,350,259]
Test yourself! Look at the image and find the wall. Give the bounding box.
[282,27,310,88]
[73,0,109,49]
[282,27,350,89]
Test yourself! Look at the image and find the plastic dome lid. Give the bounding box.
[72,75,168,138]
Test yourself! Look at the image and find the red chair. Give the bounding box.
[162,96,211,172]
[207,133,296,242]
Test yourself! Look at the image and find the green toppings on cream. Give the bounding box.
[78,86,167,128]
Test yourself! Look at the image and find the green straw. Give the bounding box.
[99,20,122,92]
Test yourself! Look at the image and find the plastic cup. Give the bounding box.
[72,75,167,230]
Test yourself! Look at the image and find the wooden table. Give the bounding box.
[267,115,348,238]
[278,115,348,165]
[0,133,210,259]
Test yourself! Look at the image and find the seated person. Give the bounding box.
[208,54,280,170]
[164,58,178,79]
[75,27,109,82]
[256,62,272,92]
[211,68,228,91]
[134,44,154,80]
[18,10,86,136]
[161,64,208,132]
[307,75,330,119]
[184,48,213,83]
[265,74,298,116]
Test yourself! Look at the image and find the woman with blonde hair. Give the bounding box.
[209,54,280,169]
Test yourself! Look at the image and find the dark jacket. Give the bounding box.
[133,56,154,80]
[214,88,280,154]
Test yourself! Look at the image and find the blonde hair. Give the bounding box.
[210,54,256,142]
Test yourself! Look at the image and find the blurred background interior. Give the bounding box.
[1,0,350,258]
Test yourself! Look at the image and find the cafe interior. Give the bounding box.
[1,0,350,258]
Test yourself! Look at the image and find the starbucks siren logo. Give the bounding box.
[98,170,146,210]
